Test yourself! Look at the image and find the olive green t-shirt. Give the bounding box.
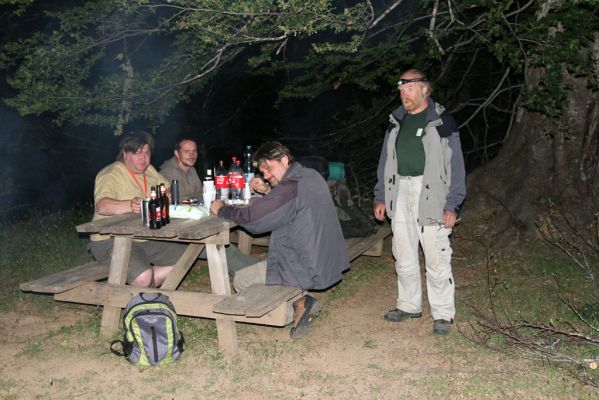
[91,161,169,241]
[396,109,427,176]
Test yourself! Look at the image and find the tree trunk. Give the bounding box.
[464,62,599,241]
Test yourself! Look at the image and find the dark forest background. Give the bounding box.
[0,0,597,240]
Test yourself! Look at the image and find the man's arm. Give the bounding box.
[96,197,142,215]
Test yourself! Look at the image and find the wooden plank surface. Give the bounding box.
[213,284,302,317]
[76,213,234,241]
[346,225,392,261]
[20,262,109,294]
[54,283,290,326]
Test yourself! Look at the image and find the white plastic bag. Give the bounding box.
[169,204,210,220]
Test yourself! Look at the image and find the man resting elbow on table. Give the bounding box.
[210,141,349,339]
[88,131,256,288]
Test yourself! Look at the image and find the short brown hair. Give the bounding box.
[253,141,295,166]
[117,131,155,161]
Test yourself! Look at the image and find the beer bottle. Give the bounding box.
[149,186,162,230]
[160,183,170,224]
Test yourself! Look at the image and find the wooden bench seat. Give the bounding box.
[212,284,302,318]
[20,261,109,294]
[231,225,392,262]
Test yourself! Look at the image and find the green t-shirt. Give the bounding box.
[396,109,427,176]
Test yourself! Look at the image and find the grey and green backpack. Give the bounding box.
[111,293,185,367]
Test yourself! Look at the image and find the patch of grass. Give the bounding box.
[0,209,92,310]
[363,338,377,349]
[327,256,389,302]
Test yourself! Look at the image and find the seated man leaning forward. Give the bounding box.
[88,131,256,288]
[159,138,203,199]
[210,141,350,339]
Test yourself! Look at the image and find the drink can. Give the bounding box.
[171,179,180,205]
[141,198,150,227]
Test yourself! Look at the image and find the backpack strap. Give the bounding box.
[110,338,133,358]
[110,340,126,357]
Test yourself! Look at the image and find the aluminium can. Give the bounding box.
[141,198,150,227]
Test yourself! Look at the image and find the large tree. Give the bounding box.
[1,0,598,234]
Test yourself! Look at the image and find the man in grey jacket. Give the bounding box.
[211,141,349,339]
[159,138,203,198]
[373,69,466,335]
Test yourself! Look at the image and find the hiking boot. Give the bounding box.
[384,308,422,322]
[432,319,453,335]
[290,295,320,339]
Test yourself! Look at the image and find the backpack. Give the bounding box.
[329,180,376,239]
[110,293,185,367]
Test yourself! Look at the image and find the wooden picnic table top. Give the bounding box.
[76,213,236,241]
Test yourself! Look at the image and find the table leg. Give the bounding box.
[206,243,238,355]
[237,230,254,255]
[161,243,205,290]
[100,235,132,337]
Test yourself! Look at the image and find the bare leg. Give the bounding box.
[153,266,174,287]
[130,269,155,287]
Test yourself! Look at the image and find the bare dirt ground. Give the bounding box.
[1,241,596,400]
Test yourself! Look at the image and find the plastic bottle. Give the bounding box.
[214,160,229,200]
[229,159,245,203]
[243,146,254,201]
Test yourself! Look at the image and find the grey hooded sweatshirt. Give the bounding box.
[159,157,203,199]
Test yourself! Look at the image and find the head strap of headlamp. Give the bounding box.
[397,77,428,86]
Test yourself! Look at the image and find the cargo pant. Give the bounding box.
[391,175,455,321]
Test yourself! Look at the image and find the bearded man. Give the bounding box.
[373,69,466,335]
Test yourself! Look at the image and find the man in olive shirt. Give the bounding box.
[89,131,182,287]
[159,138,203,198]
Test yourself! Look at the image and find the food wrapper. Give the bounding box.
[169,204,210,220]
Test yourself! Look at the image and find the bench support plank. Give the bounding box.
[55,283,291,326]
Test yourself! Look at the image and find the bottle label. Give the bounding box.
[215,175,229,189]
[229,173,245,189]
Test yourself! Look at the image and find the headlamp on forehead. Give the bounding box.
[397,77,428,86]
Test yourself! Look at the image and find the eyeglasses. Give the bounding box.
[397,77,428,86]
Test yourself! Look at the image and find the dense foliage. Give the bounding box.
[0,0,597,191]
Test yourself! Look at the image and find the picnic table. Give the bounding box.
[21,212,391,356]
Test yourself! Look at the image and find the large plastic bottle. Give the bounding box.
[229,159,245,203]
[214,160,229,200]
[243,146,254,201]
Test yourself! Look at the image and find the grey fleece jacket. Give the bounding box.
[218,162,349,290]
[373,98,466,226]
[159,157,203,199]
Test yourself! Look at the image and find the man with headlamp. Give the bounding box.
[373,69,466,335]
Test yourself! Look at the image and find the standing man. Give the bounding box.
[88,131,183,288]
[373,69,466,335]
[160,138,203,198]
[210,141,349,339]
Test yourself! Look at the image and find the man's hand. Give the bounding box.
[373,203,386,221]
[443,210,457,228]
[210,199,225,215]
[130,197,142,213]
[250,177,271,195]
